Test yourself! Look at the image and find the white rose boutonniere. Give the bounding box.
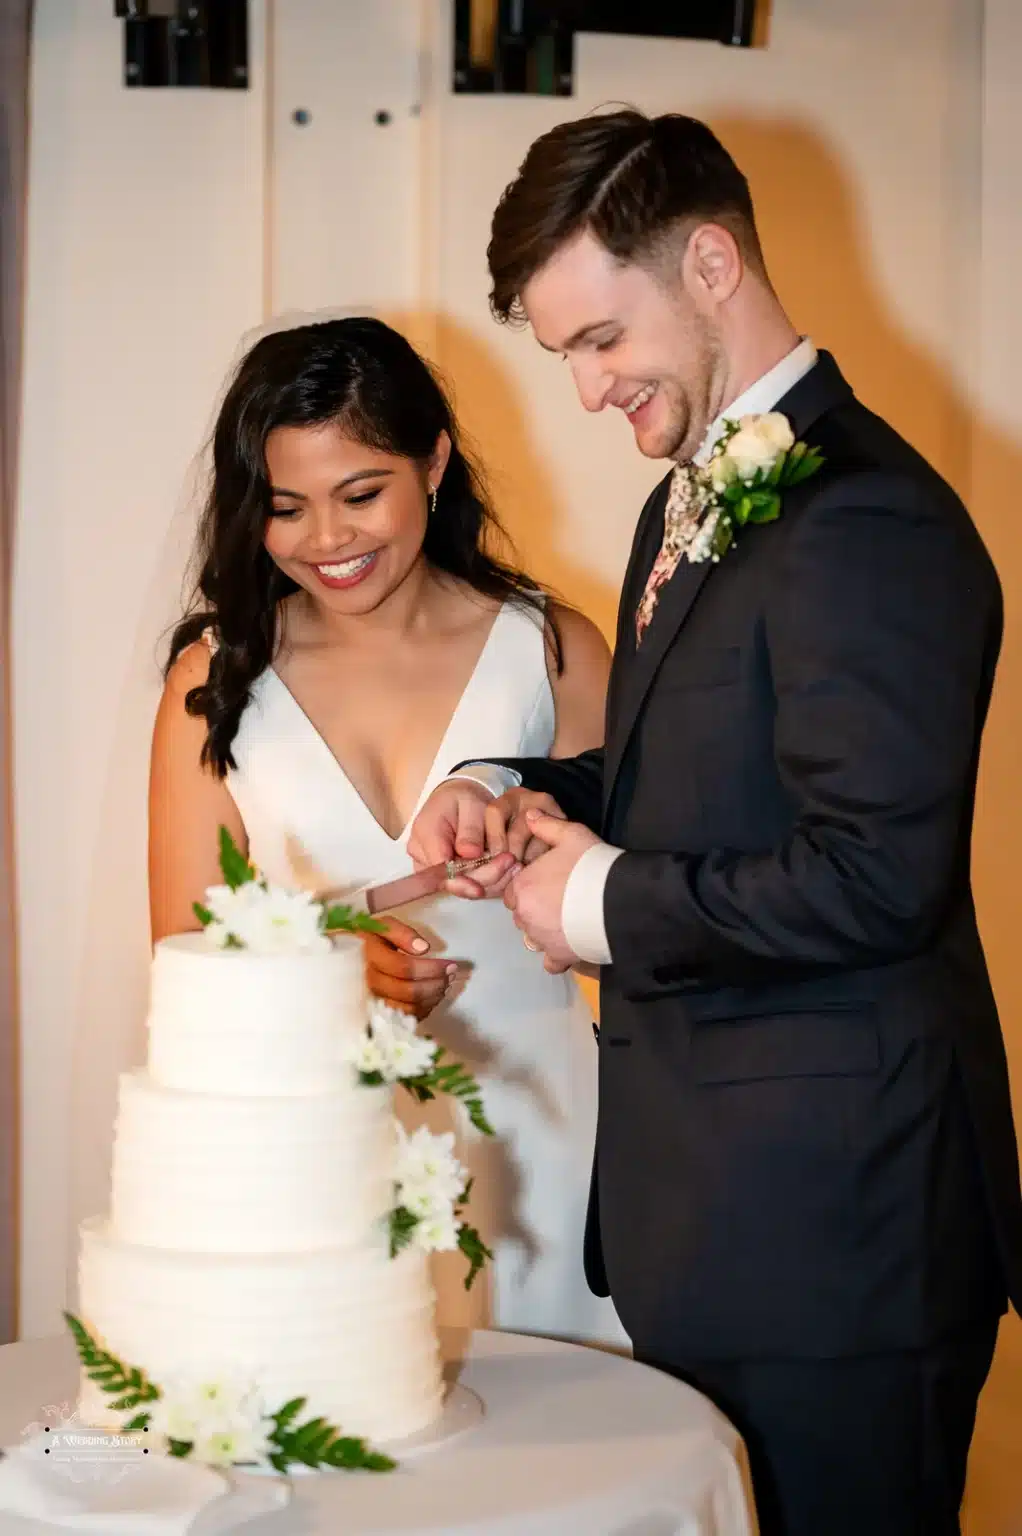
[692,411,824,565]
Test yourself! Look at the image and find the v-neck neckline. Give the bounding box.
[263,599,510,846]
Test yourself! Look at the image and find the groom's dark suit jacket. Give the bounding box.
[494,352,1022,1361]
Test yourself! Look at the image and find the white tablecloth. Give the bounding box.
[0,1330,758,1534]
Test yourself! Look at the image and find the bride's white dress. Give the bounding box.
[222,600,629,1348]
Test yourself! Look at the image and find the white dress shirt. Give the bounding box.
[451,338,819,964]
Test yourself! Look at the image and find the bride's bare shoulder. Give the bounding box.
[543,601,611,755]
[163,635,213,702]
[545,600,611,679]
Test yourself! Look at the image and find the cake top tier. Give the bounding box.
[147,932,368,1097]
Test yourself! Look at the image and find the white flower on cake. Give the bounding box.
[353,1033,387,1078]
[202,881,331,956]
[390,1124,482,1257]
[387,1125,491,1283]
[192,1419,273,1468]
[414,1211,461,1252]
[148,1392,202,1447]
[396,1125,466,1208]
[354,1000,439,1084]
[351,1002,494,1144]
[149,1372,274,1466]
[192,827,384,954]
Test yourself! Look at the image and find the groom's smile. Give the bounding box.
[621,382,657,415]
[617,381,662,440]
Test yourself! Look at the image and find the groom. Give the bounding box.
[408,109,1022,1533]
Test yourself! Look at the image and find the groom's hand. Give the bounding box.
[505,810,600,970]
[485,788,567,867]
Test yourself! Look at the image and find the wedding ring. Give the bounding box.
[523,936,539,952]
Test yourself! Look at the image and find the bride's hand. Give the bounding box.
[362,918,456,1021]
[445,789,566,901]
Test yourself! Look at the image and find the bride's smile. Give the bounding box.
[263,420,450,618]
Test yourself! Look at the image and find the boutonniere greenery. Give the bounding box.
[689,411,825,564]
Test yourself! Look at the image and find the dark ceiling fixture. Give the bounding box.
[454,1,758,96]
[113,1,248,89]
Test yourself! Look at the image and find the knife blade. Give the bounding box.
[355,854,499,917]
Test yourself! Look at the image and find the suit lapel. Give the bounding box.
[773,349,853,445]
[601,351,855,820]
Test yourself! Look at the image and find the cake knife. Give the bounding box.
[340,855,500,918]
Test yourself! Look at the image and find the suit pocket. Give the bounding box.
[656,645,742,692]
[691,1006,879,1084]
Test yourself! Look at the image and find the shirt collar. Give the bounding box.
[692,337,818,466]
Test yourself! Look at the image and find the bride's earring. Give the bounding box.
[428,484,438,518]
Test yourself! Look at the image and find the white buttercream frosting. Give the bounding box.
[146,933,367,1095]
[78,1220,442,1442]
[109,1069,396,1252]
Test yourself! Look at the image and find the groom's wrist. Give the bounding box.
[562,843,623,966]
[445,762,523,798]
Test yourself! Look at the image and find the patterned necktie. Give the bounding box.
[634,462,704,645]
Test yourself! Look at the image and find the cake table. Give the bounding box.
[0,1328,758,1534]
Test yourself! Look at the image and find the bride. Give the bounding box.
[149,315,628,1347]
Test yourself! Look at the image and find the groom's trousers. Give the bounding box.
[633,1314,999,1536]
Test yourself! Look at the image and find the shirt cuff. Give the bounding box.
[445,763,523,798]
[562,843,624,966]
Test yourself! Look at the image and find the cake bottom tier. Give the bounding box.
[77,1217,443,1443]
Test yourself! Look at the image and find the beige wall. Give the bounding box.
[14,0,1020,1526]
[15,0,267,1334]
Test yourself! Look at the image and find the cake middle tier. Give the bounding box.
[110,1070,395,1252]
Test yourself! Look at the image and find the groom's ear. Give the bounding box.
[684,223,743,310]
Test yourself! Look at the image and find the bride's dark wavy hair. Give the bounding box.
[168,316,557,778]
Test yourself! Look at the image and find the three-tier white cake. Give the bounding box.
[76,931,445,1443]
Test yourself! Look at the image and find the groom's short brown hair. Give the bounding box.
[487,108,763,324]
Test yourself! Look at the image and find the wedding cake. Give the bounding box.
[71,838,489,1469]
